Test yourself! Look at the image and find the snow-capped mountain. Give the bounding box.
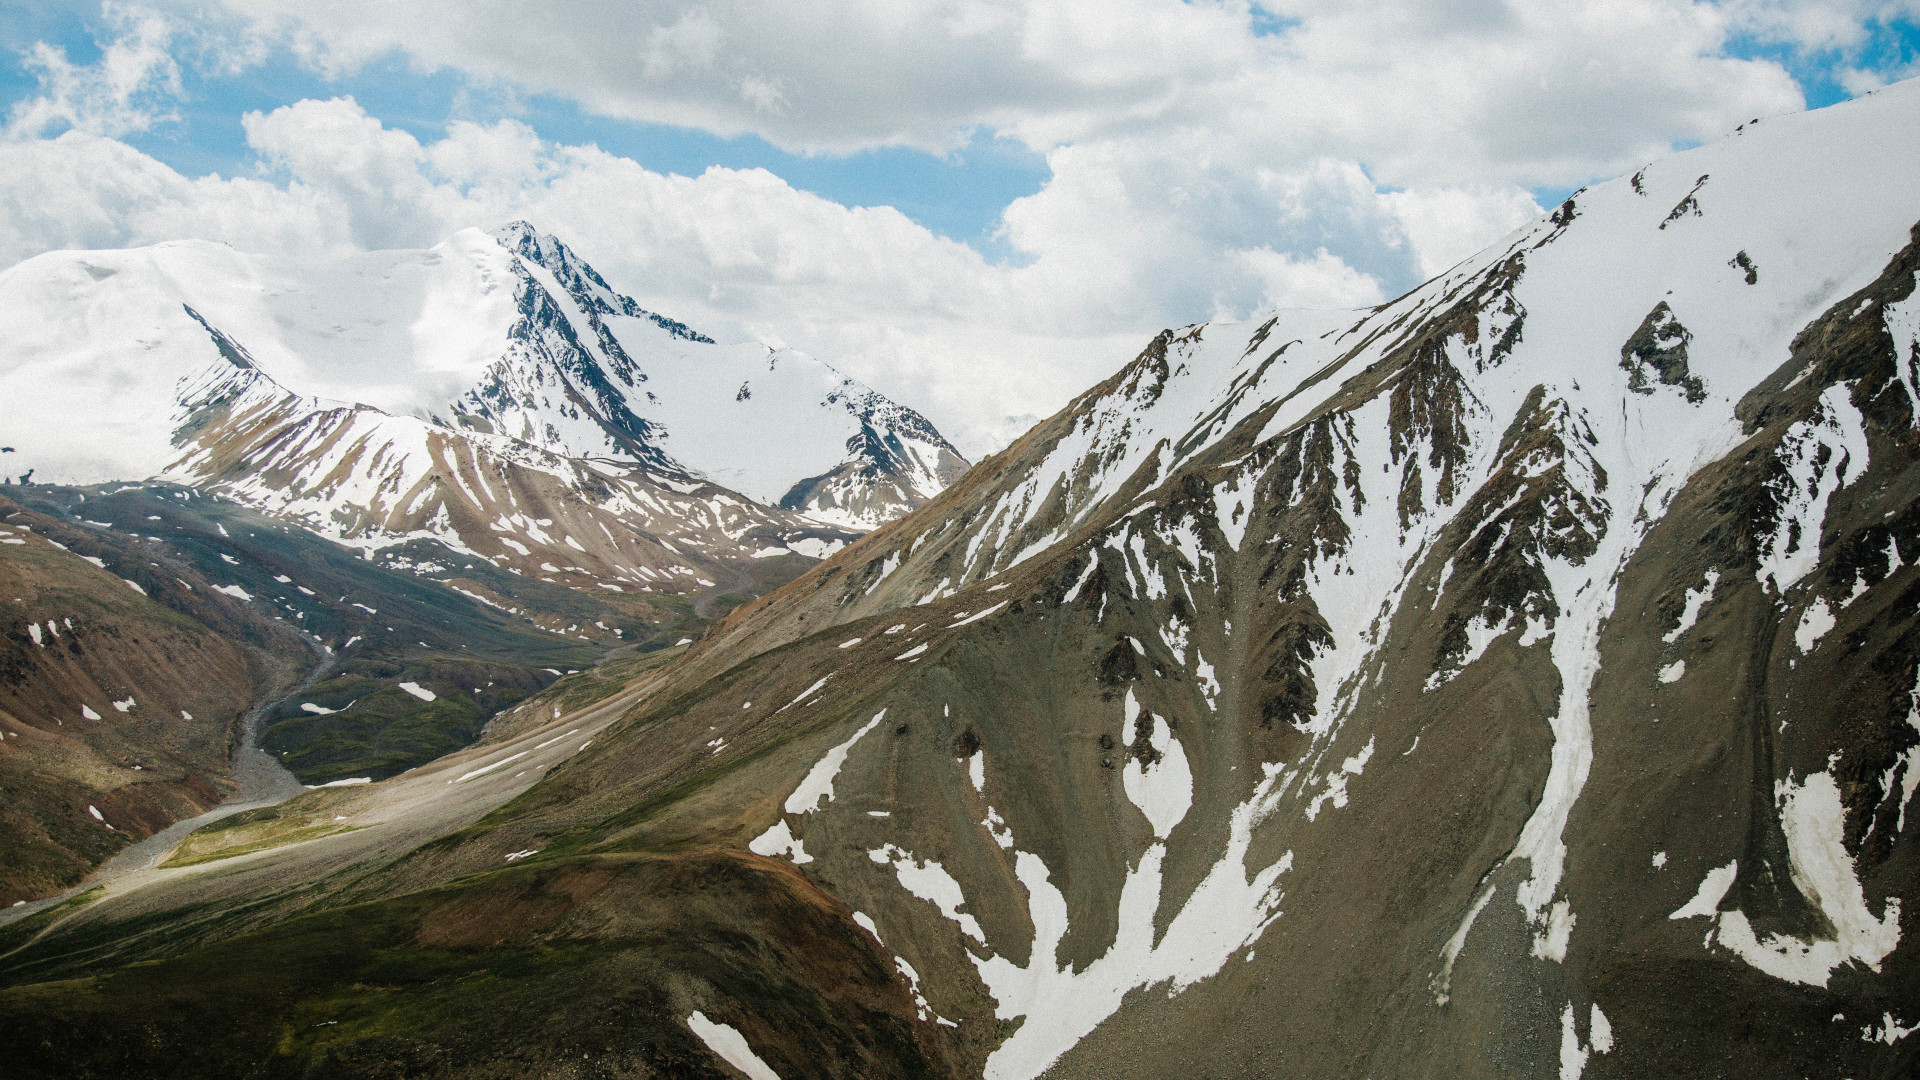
[8,82,1920,1080]
[0,221,966,579]
[0,221,964,524]
[478,222,971,528]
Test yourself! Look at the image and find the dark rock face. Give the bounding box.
[453,231,683,475]
[496,221,715,345]
[1621,302,1707,403]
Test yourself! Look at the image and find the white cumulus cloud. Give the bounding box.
[5,3,182,139]
[1,1,1913,453]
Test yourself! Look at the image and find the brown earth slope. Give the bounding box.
[0,494,308,903]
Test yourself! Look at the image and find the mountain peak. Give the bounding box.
[0,220,969,532]
[490,220,714,344]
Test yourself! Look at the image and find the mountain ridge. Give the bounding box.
[0,220,968,530]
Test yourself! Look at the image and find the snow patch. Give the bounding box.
[781,674,833,710]
[1756,384,1869,594]
[1121,690,1192,839]
[752,711,886,865]
[1558,1002,1613,1080]
[1795,597,1836,653]
[748,819,810,864]
[868,844,986,944]
[452,750,528,783]
[784,711,886,814]
[951,601,1008,627]
[1662,569,1719,643]
[788,537,845,559]
[1863,1012,1919,1045]
[685,1012,781,1080]
[1305,737,1376,821]
[1671,771,1901,987]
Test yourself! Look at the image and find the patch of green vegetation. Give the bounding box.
[187,800,298,835]
[161,818,360,868]
[262,657,560,784]
[707,592,753,616]
[158,789,370,868]
[0,856,940,1080]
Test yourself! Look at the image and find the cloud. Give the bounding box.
[0,93,1530,454]
[2,2,1915,454]
[1722,0,1920,53]
[4,3,183,139]
[199,0,1817,185]
[1234,247,1387,311]
[0,130,339,258]
[0,98,1067,451]
[1379,185,1545,279]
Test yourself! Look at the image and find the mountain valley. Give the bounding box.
[0,224,971,902]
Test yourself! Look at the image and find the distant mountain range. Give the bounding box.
[0,219,968,563]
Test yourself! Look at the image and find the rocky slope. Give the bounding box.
[0,480,613,901]
[166,358,852,630]
[0,492,307,904]
[5,82,1920,1080]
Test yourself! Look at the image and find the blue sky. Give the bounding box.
[6,2,1918,252]
[11,2,1907,257]
[0,3,1053,256]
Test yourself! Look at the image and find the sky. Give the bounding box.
[1,2,1917,457]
